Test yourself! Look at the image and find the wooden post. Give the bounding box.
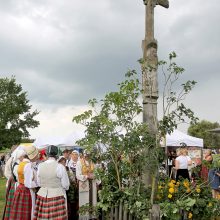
[110,207,114,220]
[115,205,119,220]
[123,204,128,220]
[119,201,123,220]
[141,1,169,219]
[149,204,160,220]
[128,213,133,220]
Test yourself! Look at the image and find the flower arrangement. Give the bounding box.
[156,178,220,220]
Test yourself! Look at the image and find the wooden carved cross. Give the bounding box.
[143,0,169,40]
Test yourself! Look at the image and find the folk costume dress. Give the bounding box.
[67,159,79,219]
[34,158,70,220]
[24,162,39,219]
[76,158,97,220]
[2,156,18,220]
[10,159,33,220]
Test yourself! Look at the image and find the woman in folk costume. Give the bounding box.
[76,150,97,220]
[12,149,27,190]
[34,145,70,220]
[10,145,39,220]
[68,150,80,219]
[2,147,25,220]
[4,145,18,187]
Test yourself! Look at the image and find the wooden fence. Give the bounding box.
[101,203,189,220]
[101,202,137,220]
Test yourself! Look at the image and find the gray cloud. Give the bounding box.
[0,0,219,137]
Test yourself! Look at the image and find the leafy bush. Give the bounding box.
[156,178,220,220]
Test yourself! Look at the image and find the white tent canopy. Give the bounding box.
[33,132,85,149]
[166,129,203,147]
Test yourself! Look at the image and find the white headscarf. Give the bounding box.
[12,147,26,164]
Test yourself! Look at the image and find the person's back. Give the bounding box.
[175,148,191,181]
[34,145,69,220]
[176,155,189,169]
[39,160,60,186]
[37,160,64,198]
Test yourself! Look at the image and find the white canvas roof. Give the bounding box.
[33,132,84,149]
[166,129,203,147]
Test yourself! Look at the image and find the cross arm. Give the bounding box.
[157,0,169,8]
[143,0,169,9]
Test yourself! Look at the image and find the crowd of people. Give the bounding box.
[2,145,99,220]
[2,144,220,219]
[168,147,220,199]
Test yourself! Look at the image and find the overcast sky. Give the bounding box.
[0,0,219,140]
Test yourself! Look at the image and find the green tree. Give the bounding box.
[158,52,198,136]
[72,53,198,219]
[0,76,39,149]
[188,120,220,148]
[73,70,155,218]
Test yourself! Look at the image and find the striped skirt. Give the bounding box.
[2,177,15,220]
[10,184,32,220]
[33,195,67,220]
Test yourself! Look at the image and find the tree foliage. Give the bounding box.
[0,76,39,149]
[188,120,220,148]
[72,52,198,218]
[73,70,157,218]
[158,52,198,136]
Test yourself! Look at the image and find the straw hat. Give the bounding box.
[24,145,39,160]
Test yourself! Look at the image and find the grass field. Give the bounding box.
[0,177,6,219]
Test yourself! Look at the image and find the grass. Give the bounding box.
[0,177,6,219]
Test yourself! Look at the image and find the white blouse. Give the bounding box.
[176,155,191,169]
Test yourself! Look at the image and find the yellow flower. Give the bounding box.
[188,212,193,219]
[176,181,180,186]
[196,188,201,193]
[183,180,189,188]
[169,187,175,194]
[168,194,172,199]
[171,180,176,184]
[208,202,212,207]
[168,182,175,188]
[186,188,191,193]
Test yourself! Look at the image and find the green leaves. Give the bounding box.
[159,53,198,136]
[72,69,154,218]
[0,76,39,149]
[72,52,200,219]
[188,120,220,148]
[157,177,220,220]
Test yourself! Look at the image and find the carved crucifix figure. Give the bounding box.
[142,0,169,134]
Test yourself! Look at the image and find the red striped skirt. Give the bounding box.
[10,184,32,220]
[33,195,67,220]
[2,177,15,220]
